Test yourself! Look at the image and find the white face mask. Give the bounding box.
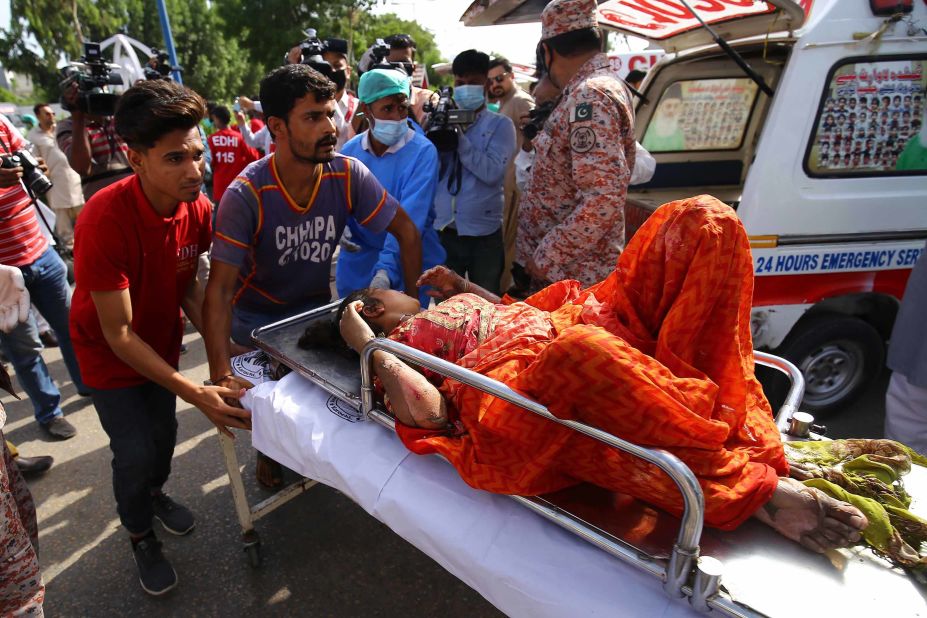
[370,117,407,147]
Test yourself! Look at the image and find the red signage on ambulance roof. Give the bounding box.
[598,0,813,40]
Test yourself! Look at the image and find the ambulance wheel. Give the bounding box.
[773,313,884,416]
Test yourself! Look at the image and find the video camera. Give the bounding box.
[144,48,176,80]
[298,29,335,78]
[522,100,557,142]
[1,149,53,197]
[423,87,477,152]
[368,38,413,77]
[59,41,124,116]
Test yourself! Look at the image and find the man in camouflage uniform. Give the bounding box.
[515,0,635,290]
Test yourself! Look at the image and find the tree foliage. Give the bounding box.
[0,0,449,103]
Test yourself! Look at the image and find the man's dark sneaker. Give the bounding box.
[40,416,77,440]
[132,531,177,595]
[15,455,54,476]
[152,493,196,535]
[39,330,59,347]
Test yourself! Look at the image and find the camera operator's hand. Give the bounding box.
[238,96,255,112]
[62,82,82,117]
[0,164,23,188]
[35,157,48,176]
[234,111,248,127]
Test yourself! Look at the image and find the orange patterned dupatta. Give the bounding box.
[391,195,788,530]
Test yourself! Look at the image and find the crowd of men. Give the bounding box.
[0,0,641,609]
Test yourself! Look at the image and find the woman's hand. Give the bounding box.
[340,301,376,353]
[417,266,466,301]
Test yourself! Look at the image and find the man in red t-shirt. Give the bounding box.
[206,105,259,203]
[70,80,249,596]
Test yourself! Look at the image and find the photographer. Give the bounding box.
[516,0,635,290]
[0,113,87,440]
[432,50,516,295]
[57,79,132,200]
[385,34,433,126]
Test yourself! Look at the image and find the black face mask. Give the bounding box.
[330,69,347,92]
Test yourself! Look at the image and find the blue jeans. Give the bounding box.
[0,247,86,423]
[92,381,177,534]
[231,296,331,346]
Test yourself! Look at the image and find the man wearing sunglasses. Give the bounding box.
[487,57,535,292]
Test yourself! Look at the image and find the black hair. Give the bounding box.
[298,289,380,355]
[115,79,206,151]
[33,102,51,116]
[259,64,335,139]
[626,69,647,83]
[386,34,416,50]
[544,27,602,58]
[488,57,513,74]
[212,105,231,126]
[452,49,490,77]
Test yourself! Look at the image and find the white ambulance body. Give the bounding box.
[463,0,927,413]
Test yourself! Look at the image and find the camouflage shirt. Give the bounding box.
[516,53,635,286]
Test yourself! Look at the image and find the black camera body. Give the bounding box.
[368,38,413,77]
[60,42,124,117]
[522,100,557,142]
[423,87,477,152]
[144,48,176,80]
[298,29,334,78]
[1,149,53,197]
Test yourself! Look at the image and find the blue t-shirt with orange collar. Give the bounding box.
[212,153,398,314]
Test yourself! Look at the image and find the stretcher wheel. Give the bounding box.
[245,541,262,568]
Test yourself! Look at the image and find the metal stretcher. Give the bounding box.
[220,302,927,616]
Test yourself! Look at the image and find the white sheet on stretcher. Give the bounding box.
[245,372,699,618]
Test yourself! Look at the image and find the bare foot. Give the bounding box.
[255,453,283,489]
[753,477,868,553]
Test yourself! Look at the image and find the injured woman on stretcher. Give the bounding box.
[331,195,922,560]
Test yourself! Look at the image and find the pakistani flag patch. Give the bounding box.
[571,102,592,123]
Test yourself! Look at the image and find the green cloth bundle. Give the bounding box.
[784,439,927,569]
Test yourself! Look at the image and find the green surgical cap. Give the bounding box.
[358,68,411,104]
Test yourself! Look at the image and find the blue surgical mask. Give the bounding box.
[370,117,408,147]
[487,102,500,113]
[454,85,485,111]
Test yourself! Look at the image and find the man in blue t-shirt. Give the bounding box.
[204,64,422,394]
[339,68,444,307]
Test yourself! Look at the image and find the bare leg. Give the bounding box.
[753,477,868,553]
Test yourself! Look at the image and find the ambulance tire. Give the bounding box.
[771,314,885,416]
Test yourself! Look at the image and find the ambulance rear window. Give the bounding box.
[641,78,758,153]
[805,56,926,177]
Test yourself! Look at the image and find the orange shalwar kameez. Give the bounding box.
[391,195,788,530]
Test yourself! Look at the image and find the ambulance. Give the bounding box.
[463,0,927,414]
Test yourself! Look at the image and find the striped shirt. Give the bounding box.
[212,154,399,313]
[0,115,49,267]
[55,117,131,200]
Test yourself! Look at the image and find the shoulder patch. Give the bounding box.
[570,126,596,153]
[570,102,592,123]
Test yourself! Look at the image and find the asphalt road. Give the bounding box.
[3,330,891,616]
[2,331,501,617]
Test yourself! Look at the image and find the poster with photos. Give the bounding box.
[643,78,758,152]
[808,59,926,174]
